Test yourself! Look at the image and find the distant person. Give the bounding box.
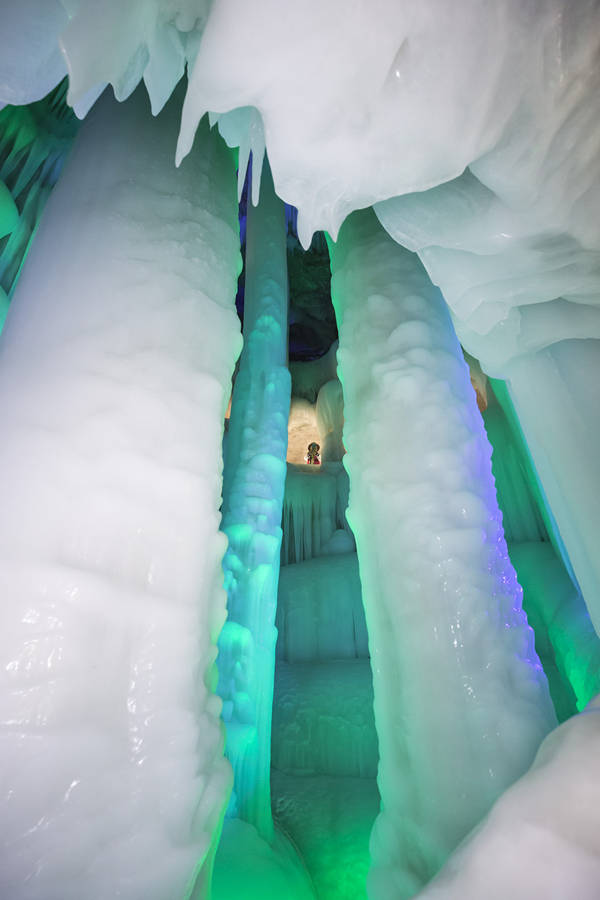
[306,442,321,465]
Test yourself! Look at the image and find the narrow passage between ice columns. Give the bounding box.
[328,210,557,900]
[0,88,242,900]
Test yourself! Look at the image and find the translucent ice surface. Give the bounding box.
[218,159,290,840]
[0,88,241,900]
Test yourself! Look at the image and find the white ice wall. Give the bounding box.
[0,88,241,900]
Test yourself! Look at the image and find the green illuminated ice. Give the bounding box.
[218,158,291,841]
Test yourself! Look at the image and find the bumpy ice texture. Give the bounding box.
[7,5,599,638]
[218,159,291,841]
[329,209,557,899]
[0,88,241,900]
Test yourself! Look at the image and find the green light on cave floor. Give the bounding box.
[271,769,380,899]
[213,773,378,898]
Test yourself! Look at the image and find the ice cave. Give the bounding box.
[1,2,600,899]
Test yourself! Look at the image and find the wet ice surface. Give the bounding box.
[0,89,241,899]
[330,210,556,898]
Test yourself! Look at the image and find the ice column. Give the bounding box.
[0,89,241,900]
[219,159,290,841]
[328,210,556,900]
[504,342,600,633]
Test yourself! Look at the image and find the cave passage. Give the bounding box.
[1,26,600,896]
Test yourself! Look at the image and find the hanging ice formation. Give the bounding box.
[0,87,242,900]
[329,209,557,899]
[218,158,290,841]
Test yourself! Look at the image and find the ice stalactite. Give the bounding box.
[218,158,290,842]
[0,88,242,900]
[328,210,557,900]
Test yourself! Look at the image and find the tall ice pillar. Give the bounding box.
[505,340,600,633]
[219,158,290,841]
[0,89,241,900]
[328,210,556,899]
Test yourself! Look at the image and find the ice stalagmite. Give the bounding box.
[0,88,241,900]
[328,210,557,900]
[219,159,290,841]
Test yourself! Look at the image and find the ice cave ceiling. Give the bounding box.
[1,3,600,900]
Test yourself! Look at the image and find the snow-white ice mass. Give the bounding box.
[0,2,599,898]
